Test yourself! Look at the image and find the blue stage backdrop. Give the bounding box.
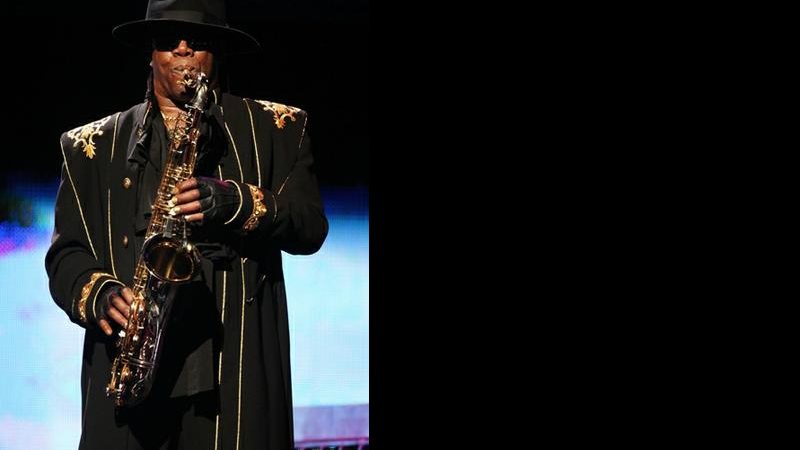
[0,179,368,450]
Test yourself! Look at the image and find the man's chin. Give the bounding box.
[169,88,194,105]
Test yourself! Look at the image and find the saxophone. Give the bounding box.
[106,71,210,407]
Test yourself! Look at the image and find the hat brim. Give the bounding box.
[112,19,260,54]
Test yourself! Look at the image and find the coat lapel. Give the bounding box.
[106,103,149,283]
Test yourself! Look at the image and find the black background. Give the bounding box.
[8,0,368,187]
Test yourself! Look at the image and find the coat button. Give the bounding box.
[123,178,132,189]
[122,235,129,248]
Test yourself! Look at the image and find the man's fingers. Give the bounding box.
[173,189,202,205]
[177,200,203,215]
[98,319,113,336]
[185,212,204,222]
[107,307,128,329]
[112,297,130,319]
[120,287,135,305]
[175,177,197,194]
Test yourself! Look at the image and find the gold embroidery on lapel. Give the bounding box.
[253,100,300,129]
[67,116,112,159]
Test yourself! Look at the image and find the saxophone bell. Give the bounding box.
[141,233,200,283]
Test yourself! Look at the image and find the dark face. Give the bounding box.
[151,35,216,105]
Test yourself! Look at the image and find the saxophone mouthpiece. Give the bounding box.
[178,71,196,89]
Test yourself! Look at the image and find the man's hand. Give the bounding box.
[98,286,134,336]
[172,177,244,226]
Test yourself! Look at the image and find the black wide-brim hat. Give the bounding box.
[112,0,260,54]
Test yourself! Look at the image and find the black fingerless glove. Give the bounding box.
[194,177,253,228]
[94,283,124,325]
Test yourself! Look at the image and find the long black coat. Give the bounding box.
[45,92,328,450]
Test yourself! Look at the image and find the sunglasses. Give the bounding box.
[152,35,214,52]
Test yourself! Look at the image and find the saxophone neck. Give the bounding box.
[186,72,210,111]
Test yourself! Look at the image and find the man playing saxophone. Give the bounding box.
[44,1,328,449]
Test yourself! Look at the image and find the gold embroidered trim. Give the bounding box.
[241,184,267,232]
[59,141,98,260]
[223,122,245,182]
[78,272,113,323]
[243,100,262,186]
[66,116,111,159]
[253,100,300,129]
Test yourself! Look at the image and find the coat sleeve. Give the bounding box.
[45,133,124,328]
[238,106,329,256]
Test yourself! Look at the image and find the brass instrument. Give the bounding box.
[106,72,210,407]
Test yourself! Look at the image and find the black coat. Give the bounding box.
[45,92,328,450]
